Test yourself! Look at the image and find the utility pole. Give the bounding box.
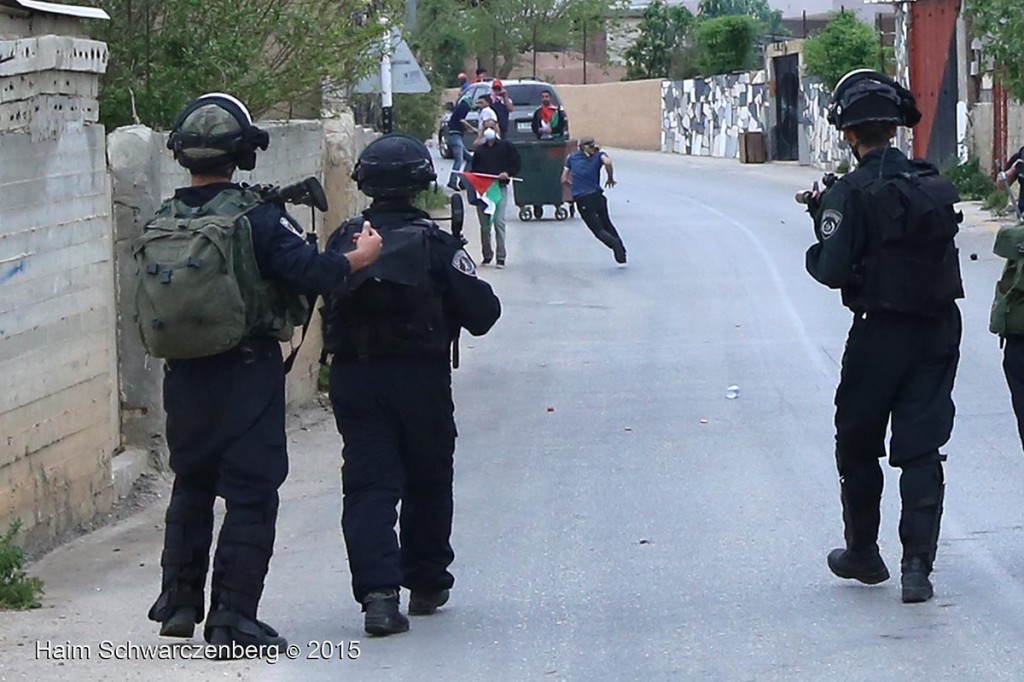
[582,20,588,85]
[380,20,393,134]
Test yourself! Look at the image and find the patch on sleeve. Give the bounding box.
[279,216,304,239]
[452,249,477,276]
[820,209,843,240]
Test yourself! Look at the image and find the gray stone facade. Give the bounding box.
[661,72,769,158]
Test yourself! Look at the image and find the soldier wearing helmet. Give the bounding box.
[146,93,382,656]
[321,133,500,636]
[804,70,963,604]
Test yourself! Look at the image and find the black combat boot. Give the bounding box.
[408,588,450,616]
[898,460,943,604]
[204,606,287,659]
[827,548,890,584]
[159,607,199,638]
[901,557,933,603]
[363,589,409,636]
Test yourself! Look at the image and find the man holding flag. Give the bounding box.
[464,128,521,268]
[531,89,568,140]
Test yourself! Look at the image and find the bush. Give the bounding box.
[985,189,1011,213]
[803,12,885,91]
[413,184,450,212]
[0,520,43,610]
[392,92,441,143]
[695,15,759,76]
[941,158,996,201]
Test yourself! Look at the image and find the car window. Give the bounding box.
[505,84,561,108]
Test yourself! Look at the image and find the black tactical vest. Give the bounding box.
[322,216,451,358]
[843,162,964,314]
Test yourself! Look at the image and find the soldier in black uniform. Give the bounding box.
[146,93,382,654]
[321,134,501,636]
[804,70,963,604]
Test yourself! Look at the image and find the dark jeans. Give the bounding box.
[150,338,287,622]
[832,306,960,563]
[330,357,458,604]
[574,191,625,254]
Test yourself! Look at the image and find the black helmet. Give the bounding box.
[167,93,270,172]
[352,133,436,198]
[827,69,922,131]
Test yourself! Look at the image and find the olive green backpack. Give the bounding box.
[990,222,1024,338]
[133,188,283,359]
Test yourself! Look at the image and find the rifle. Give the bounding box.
[432,193,466,368]
[246,176,329,373]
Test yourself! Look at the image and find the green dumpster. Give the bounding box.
[512,139,573,221]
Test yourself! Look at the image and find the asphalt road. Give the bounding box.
[2,148,1024,681]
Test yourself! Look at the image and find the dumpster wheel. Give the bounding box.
[555,206,569,221]
[518,207,533,221]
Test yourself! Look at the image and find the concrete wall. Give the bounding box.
[558,79,663,151]
[111,117,375,464]
[969,102,1024,175]
[0,123,117,549]
[0,10,114,550]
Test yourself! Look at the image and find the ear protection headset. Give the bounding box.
[167,93,270,171]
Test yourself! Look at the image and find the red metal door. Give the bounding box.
[909,0,960,163]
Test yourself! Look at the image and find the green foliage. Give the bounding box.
[698,0,787,39]
[0,520,43,610]
[967,0,1024,103]
[695,15,759,76]
[94,0,400,130]
[836,159,851,174]
[318,363,330,393]
[392,92,441,143]
[941,157,996,201]
[462,0,623,78]
[625,0,695,80]
[986,189,1012,213]
[803,12,885,90]
[412,0,473,87]
[413,185,450,212]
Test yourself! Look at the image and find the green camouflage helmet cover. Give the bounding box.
[167,93,269,172]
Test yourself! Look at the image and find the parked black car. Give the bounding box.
[438,79,567,158]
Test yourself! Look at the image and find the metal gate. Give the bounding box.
[909,0,960,164]
[774,54,800,161]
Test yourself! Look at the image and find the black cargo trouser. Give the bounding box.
[574,191,625,254]
[329,356,457,604]
[1002,336,1024,449]
[149,338,288,624]
[832,306,961,565]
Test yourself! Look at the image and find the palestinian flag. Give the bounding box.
[461,171,504,227]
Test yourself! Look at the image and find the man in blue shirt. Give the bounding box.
[446,95,473,190]
[562,137,627,264]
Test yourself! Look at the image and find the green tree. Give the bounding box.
[695,15,759,76]
[412,0,472,87]
[968,0,1024,102]
[624,0,695,80]
[803,11,885,90]
[94,0,400,130]
[698,0,787,39]
[462,0,624,78]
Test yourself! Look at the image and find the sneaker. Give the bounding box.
[203,608,287,659]
[482,257,493,265]
[159,606,198,638]
[408,589,450,616]
[826,548,890,585]
[496,260,505,269]
[901,557,934,603]
[363,590,409,636]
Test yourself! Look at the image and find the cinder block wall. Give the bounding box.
[0,124,117,548]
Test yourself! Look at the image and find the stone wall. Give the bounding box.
[661,72,770,158]
[969,102,1024,174]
